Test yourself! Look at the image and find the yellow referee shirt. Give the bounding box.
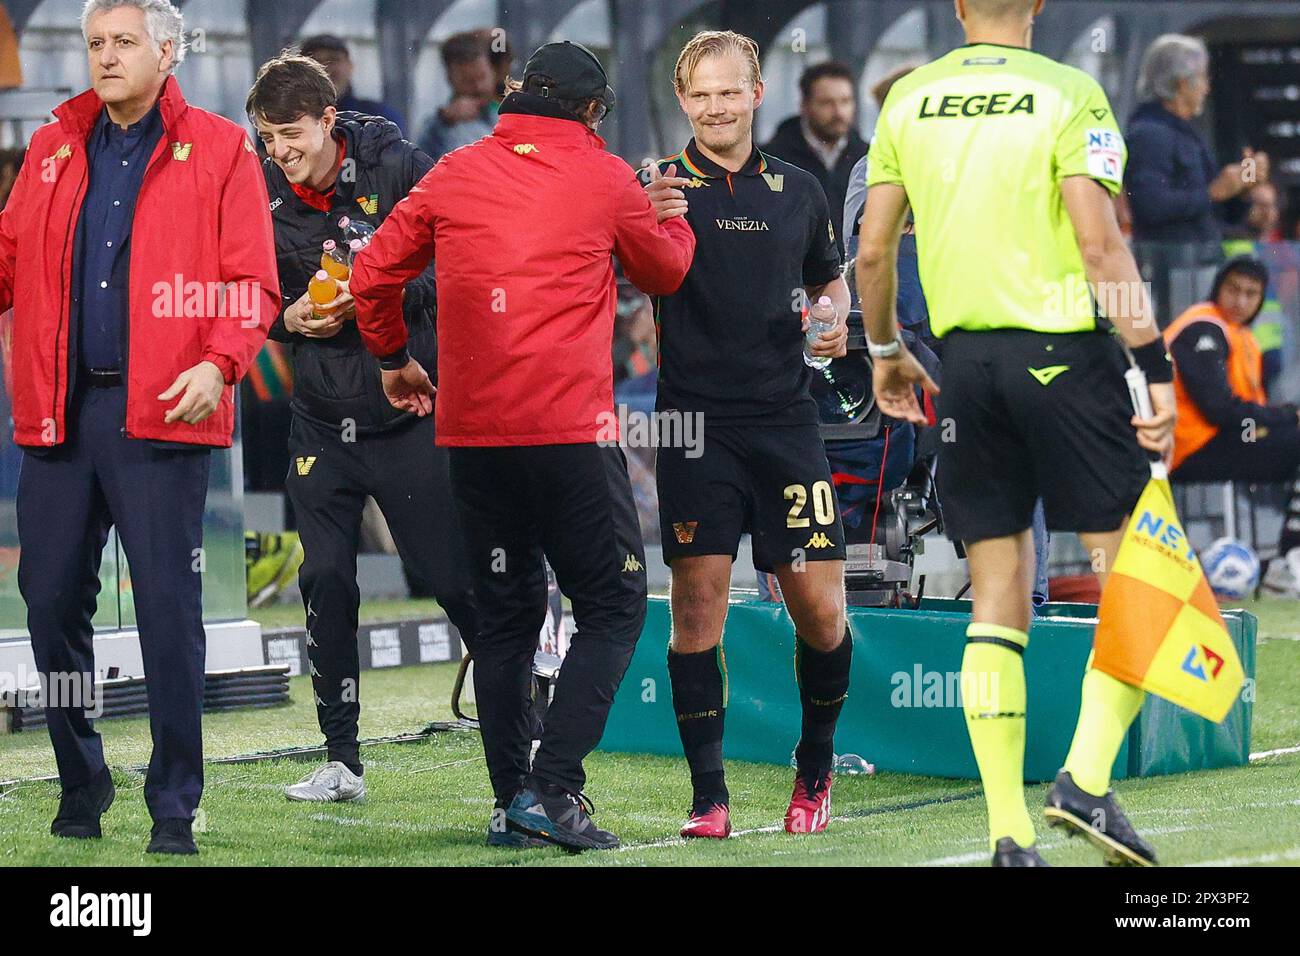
[867,43,1125,337]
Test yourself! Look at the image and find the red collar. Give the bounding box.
[55,74,188,139]
[493,112,606,152]
[289,137,347,213]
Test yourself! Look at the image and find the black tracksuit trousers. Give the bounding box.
[286,413,478,771]
[448,443,647,801]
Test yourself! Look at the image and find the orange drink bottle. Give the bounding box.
[308,270,338,317]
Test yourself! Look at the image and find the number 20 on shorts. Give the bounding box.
[784,481,835,528]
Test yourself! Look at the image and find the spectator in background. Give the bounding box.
[1164,255,1300,594]
[1241,182,1283,243]
[1125,34,1265,245]
[762,61,866,256]
[612,279,656,416]
[300,33,406,135]
[418,30,505,161]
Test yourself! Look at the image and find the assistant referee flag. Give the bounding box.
[1092,468,1245,723]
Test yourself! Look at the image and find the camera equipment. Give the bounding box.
[813,308,941,608]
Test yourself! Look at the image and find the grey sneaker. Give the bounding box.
[284,761,366,802]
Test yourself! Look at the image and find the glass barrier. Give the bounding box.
[0,384,248,635]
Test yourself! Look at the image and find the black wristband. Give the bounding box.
[1132,338,1173,384]
[377,346,410,371]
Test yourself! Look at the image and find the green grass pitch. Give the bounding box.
[2,598,1297,867]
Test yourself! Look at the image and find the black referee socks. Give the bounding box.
[668,645,729,807]
[794,628,853,778]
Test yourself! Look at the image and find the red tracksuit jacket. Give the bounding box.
[351,110,695,446]
[0,76,279,448]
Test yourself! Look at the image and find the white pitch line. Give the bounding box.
[918,850,988,866]
[1249,744,1300,761]
[1189,846,1300,867]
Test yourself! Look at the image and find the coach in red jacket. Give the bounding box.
[0,0,277,854]
[352,41,694,851]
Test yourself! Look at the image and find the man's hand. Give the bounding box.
[160,360,226,425]
[872,344,939,426]
[381,358,435,417]
[644,162,691,223]
[1244,147,1270,186]
[284,290,345,339]
[801,306,849,359]
[1133,381,1176,462]
[1210,155,1255,202]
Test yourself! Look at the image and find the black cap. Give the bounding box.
[521,40,615,111]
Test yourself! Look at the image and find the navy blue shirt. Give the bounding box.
[73,104,164,371]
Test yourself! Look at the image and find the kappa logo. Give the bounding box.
[49,143,73,162]
[681,177,708,188]
[673,521,698,544]
[1194,334,1219,352]
[622,554,644,573]
[761,172,784,192]
[1181,643,1226,682]
[805,532,834,549]
[1028,364,1070,386]
[295,456,317,476]
[171,142,193,161]
[357,194,379,215]
[513,143,539,155]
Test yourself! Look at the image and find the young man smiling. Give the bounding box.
[648,30,853,840]
[248,52,478,804]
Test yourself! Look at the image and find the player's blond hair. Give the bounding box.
[673,30,762,94]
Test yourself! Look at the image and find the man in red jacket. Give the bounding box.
[0,0,277,854]
[352,41,694,851]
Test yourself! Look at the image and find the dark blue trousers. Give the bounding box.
[17,382,211,821]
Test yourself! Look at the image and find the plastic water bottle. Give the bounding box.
[788,749,876,776]
[833,753,876,776]
[338,215,376,249]
[803,295,837,371]
[320,240,350,280]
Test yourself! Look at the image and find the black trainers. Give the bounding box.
[146,818,198,855]
[486,797,549,848]
[506,780,619,851]
[51,765,115,839]
[991,837,1050,867]
[1044,770,1157,867]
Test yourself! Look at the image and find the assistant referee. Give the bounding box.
[857,0,1175,866]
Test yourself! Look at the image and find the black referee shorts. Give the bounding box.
[657,422,846,573]
[935,328,1149,544]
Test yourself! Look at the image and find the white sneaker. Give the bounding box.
[1262,547,1300,597]
[284,761,366,802]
